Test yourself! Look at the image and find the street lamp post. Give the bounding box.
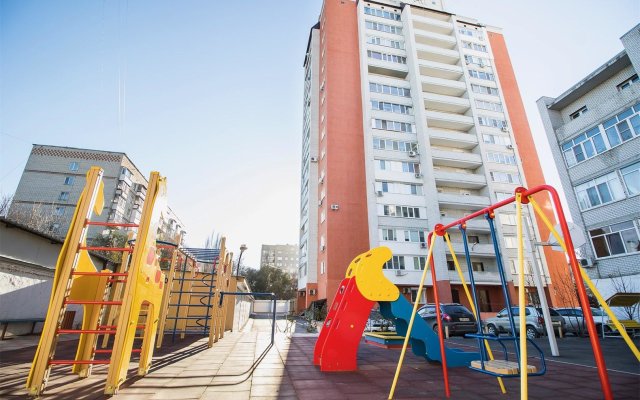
[235,244,247,276]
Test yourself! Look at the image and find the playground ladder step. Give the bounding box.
[470,360,537,375]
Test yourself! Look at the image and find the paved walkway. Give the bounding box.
[0,319,638,399]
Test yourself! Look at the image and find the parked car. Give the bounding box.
[555,307,609,336]
[365,310,396,332]
[484,306,565,339]
[417,303,477,337]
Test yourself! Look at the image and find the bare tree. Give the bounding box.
[203,231,222,249]
[608,268,639,321]
[7,201,66,237]
[0,193,12,217]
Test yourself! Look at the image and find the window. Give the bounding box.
[364,6,401,21]
[384,255,405,270]
[468,235,480,244]
[402,229,426,243]
[64,176,75,185]
[574,172,625,210]
[371,118,415,133]
[373,138,417,152]
[617,74,639,91]
[510,260,533,275]
[320,261,325,274]
[54,206,65,216]
[58,191,70,201]
[490,171,521,184]
[621,162,640,196]
[495,192,512,202]
[471,84,499,96]
[487,152,516,165]
[476,99,502,112]
[469,69,496,81]
[371,100,412,115]
[367,50,406,64]
[69,162,79,171]
[589,221,640,258]
[413,256,427,270]
[410,288,426,303]
[483,134,512,146]
[561,126,607,166]
[377,181,422,195]
[569,106,588,120]
[382,205,421,218]
[472,262,485,272]
[499,213,517,225]
[603,106,640,148]
[381,228,397,241]
[478,115,507,128]
[369,82,410,97]
[365,21,402,35]
[376,159,420,173]
[464,55,489,67]
[367,36,404,49]
[462,41,487,52]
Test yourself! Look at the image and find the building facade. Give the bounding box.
[8,144,186,241]
[298,0,573,312]
[260,244,300,275]
[537,25,640,289]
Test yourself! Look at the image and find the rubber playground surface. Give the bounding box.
[0,319,638,399]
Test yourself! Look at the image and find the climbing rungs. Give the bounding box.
[64,300,122,305]
[58,329,117,335]
[470,360,537,375]
[49,360,111,365]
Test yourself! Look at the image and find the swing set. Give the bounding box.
[388,184,640,400]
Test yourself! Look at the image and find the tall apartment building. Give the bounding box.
[260,244,300,275]
[8,144,186,241]
[297,0,572,312]
[537,25,640,292]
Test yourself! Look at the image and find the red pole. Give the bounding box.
[428,231,450,398]
[531,185,613,400]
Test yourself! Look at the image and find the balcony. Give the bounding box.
[429,129,478,149]
[437,192,491,210]
[411,14,453,35]
[431,149,482,168]
[449,242,496,257]
[448,270,500,283]
[418,60,463,80]
[421,76,467,97]
[425,110,474,131]
[423,92,470,114]
[433,170,487,189]
[368,60,409,79]
[441,217,490,232]
[414,30,457,50]
[415,43,460,65]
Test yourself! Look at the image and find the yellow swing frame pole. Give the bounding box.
[516,192,528,400]
[388,233,436,400]
[528,197,640,361]
[443,233,506,394]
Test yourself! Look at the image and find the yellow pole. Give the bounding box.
[516,192,528,400]
[528,197,640,361]
[443,233,506,394]
[388,234,436,400]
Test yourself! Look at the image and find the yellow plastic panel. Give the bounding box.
[352,247,399,302]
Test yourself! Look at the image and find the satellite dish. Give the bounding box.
[547,222,586,252]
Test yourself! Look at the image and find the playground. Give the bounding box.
[1,168,638,399]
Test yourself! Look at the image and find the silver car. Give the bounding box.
[484,306,565,339]
[555,307,609,336]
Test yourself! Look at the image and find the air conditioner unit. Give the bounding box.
[330,204,339,210]
[420,242,427,249]
[309,289,317,295]
[579,258,595,267]
[408,151,418,157]
[506,144,514,149]
[376,190,384,197]
[501,126,509,132]
[395,270,405,276]
[310,157,318,162]
[318,200,323,207]
[415,173,423,178]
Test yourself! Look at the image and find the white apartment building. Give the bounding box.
[298,0,571,311]
[537,25,640,294]
[261,244,300,275]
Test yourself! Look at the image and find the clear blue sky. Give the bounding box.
[1,1,638,267]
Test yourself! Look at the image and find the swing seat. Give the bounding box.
[470,359,537,375]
